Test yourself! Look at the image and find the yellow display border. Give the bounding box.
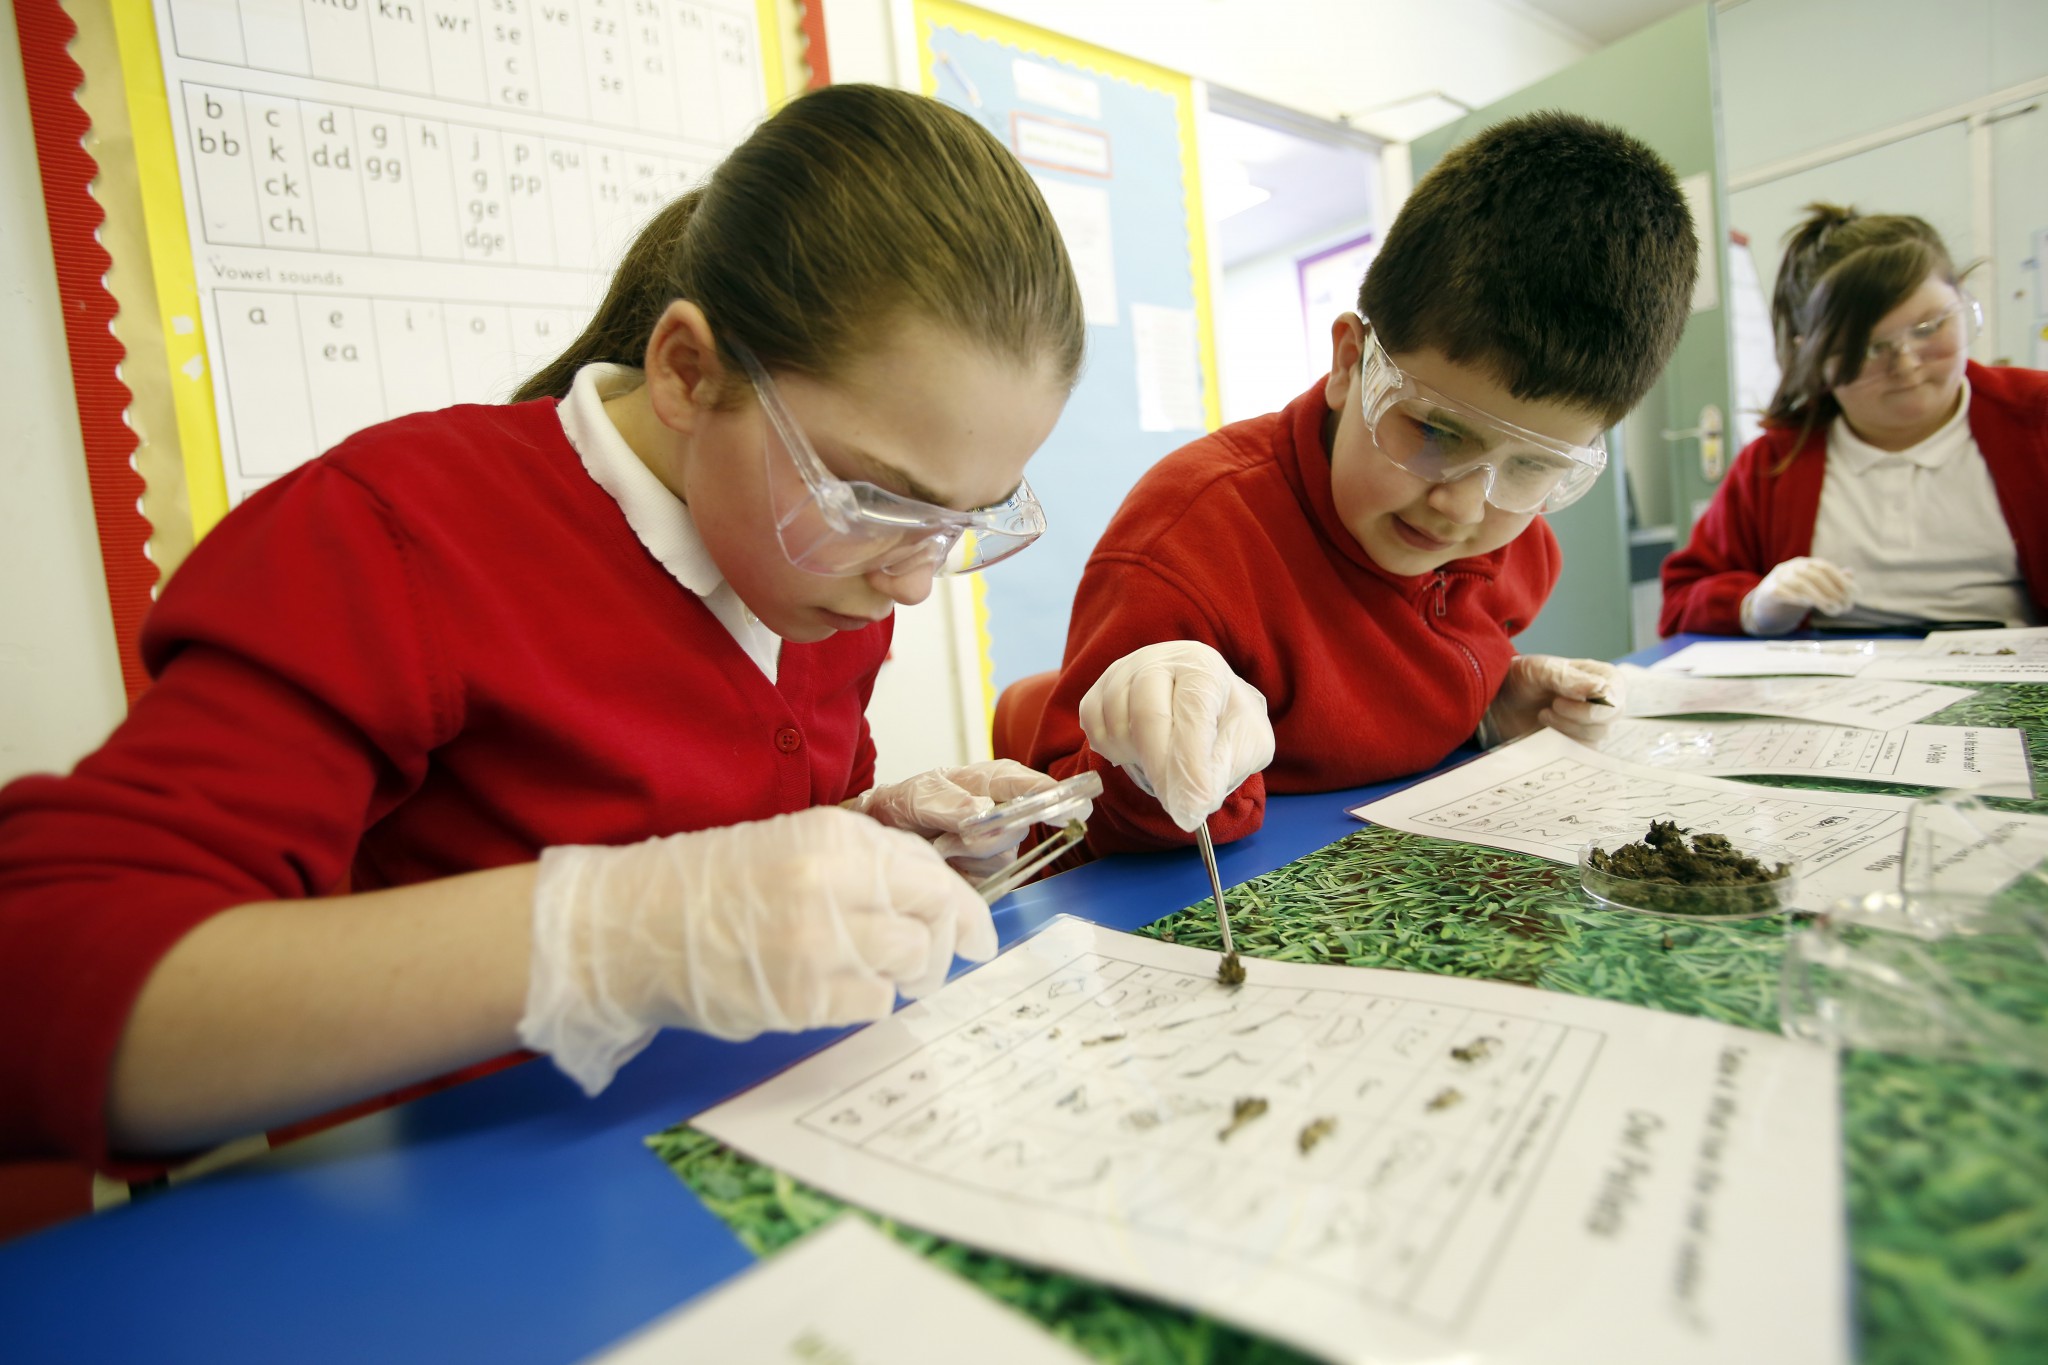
[910,0,1221,731]
[110,2,229,541]
[107,1,800,547]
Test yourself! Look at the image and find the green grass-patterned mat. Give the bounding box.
[651,685,2048,1363]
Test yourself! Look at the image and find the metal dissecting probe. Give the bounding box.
[1196,818,1243,985]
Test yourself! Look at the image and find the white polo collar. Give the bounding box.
[1830,378,1973,474]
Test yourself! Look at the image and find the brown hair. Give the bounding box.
[1762,203,1962,444]
[1359,110,1696,423]
[515,84,1084,403]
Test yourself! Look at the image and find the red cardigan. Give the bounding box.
[0,400,889,1167]
[1028,380,1559,854]
[1661,362,2048,636]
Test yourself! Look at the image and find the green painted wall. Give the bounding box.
[1409,3,1731,659]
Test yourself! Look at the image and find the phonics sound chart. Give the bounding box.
[146,0,772,506]
[696,918,1847,1365]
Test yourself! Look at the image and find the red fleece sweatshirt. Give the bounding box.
[0,399,889,1168]
[1028,379,1559,854]
[1660,362,2048,636]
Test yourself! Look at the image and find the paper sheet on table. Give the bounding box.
[1620,664,1972,727]
[694,916,1846,1365]
[1859,626,2048,683]
[1351,729,1921,910]
[1651,639,1881,676]
[1598,719,2033,792]
[588,1215,1088,1364]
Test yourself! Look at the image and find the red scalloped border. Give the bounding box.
[15,0,154,704]
[801,0,831,88]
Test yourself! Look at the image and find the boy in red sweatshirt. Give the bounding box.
[1027,112,1700,853]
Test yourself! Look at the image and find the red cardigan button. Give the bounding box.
[774,726,802,753]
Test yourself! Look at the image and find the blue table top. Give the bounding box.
[0,636,1693,1363]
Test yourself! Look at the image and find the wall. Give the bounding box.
[0,2,127,785]
[1217,217,1375,423]
[1719,0,2048,369]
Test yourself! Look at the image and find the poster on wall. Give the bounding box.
[1297,232,1375,353]
[131,0,775,514]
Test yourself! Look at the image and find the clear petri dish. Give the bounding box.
[1577,830,1800,922]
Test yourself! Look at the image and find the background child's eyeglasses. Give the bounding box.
[1354,324,1607,515]
[729,341,1047,578]
[1834,295,1980,386]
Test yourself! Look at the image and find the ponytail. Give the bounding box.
[514,84,1085,404]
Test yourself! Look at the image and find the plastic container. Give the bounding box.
[1577,829,1800,921]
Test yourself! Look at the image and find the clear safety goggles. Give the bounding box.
[730,341,1047,578]
[1831,294,1980,387]
[1356,323,1607,515]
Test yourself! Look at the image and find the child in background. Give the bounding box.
[1026,112,1698,852]
[0,85,1086,1169]
[1661,204,2048,636]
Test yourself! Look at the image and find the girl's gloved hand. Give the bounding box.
[1078,640,1274,832]
[1742,556,1856,636]
[518,806,996,1095]
[1484,655,1626,747]
[848,760,1089,878]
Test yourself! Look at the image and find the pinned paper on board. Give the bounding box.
[1130,303,1205,432]
[1032,176,1119,327]
[693,916,1847,1365]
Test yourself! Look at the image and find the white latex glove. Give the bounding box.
[1484,655,1625,746]
[1741,556,1856,636]
[519,806,996,1095]
[1078,640,1275,832]
[847,760,1090,878]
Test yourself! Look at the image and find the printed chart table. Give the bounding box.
[147,0,771,504]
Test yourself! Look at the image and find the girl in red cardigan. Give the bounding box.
[0,85,1088,1170]
[1662,204,2048,636]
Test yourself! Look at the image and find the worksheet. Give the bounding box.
[589,1216,1089,1364]
[1351,729,1919,911]
[695,918,1846,1365]
[1860,626,2048,683]
[150,0,768,503]
[1620,664,1972,728]
[1598,719,2033,792]
[1650,639,1883,677]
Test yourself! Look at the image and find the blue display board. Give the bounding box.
[919,3,1216,696]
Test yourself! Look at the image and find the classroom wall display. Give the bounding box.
[17,0,824,700]
[911,0,1220,703]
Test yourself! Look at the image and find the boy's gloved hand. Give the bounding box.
[1484,655,1626,746]
[518,806,996,1095]
[1078,640,1274,832]
[1742,556,1856,636]
[848,760,1090,878]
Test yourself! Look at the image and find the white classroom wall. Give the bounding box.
[1217,217,1376,425]
[0,1,128,787]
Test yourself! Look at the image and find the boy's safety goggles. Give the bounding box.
[1356,322,1607,515]
[730,341,1047,578]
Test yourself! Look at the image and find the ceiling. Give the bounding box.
[982,0,1703,141]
